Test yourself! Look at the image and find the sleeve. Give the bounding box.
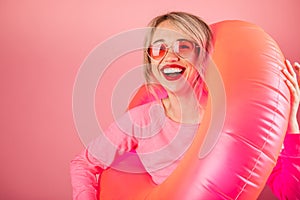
[267,133,300,199]
[70,115,138,200]
[70,148,104,200]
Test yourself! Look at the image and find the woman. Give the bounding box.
[71,11,300,199]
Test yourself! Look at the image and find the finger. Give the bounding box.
[285,59,297,78]
[283,60,299,87]
[285,79,298,98]
[284,68,300,94]
[283,68,298,87]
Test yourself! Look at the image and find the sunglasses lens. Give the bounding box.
[175,40,195,58]
[148,43,167,60]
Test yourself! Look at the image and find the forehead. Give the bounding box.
[151,20,194,43]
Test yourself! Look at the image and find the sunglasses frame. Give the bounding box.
[147,39,200,61]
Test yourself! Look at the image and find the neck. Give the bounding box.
[162,90,205,124]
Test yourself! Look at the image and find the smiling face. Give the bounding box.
[149,20,201,95]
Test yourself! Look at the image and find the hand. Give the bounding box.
[283,59,300,133]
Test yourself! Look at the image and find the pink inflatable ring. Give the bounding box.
[99,20,290,199]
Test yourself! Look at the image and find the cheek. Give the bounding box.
[150,63,161,79]
[185,53,201,68]
[151,64,158,73]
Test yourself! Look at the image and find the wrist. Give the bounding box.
[287,119,300,134]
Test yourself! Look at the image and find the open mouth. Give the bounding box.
[161,64,186,81]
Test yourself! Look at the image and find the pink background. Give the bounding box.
[1,0,299,199]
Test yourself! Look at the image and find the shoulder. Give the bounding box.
[105,101,166,139]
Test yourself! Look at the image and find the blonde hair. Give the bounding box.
[143,12,212,98]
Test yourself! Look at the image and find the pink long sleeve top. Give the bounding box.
[70,102,300,199]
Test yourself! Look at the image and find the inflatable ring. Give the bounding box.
[98,20,290,199]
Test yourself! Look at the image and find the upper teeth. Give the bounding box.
[163,68,183,74]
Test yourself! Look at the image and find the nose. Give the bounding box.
[164,48,179,62]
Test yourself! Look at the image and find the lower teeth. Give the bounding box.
[165,72,181,76]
